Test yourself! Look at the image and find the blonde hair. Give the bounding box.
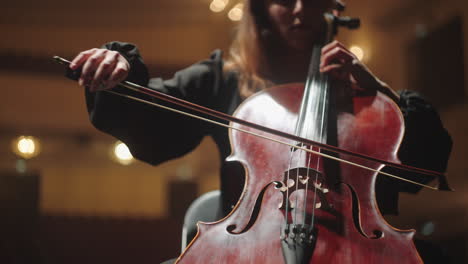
[224,0,273,98]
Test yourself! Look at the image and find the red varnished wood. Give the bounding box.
[176,83,422,264]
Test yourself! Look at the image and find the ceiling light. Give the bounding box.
[350,45,364,61]
[228,3,243,21]
[113,141,134,165]
[11,136,41,159]
[210,0,229,13]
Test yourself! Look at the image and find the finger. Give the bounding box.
[70,48,98,70]
[80,49,107,88]
[320,46,355,68]
[321,40,347,56]
[320,63,342,73]
[321,63,349,81]
[101,61,129,90]
[347,59,391,97]
[90,51,119,91]
[348,59,380,90]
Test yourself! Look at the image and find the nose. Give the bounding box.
[292,0,304,16]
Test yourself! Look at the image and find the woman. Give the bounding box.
[69,0,451,262]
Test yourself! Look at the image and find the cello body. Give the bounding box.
[176,83,423,263]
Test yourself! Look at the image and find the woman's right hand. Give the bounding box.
[69,48,130,92]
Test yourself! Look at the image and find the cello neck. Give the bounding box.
[295,12,336,144]
[294,12,359,145]
[295,43,330,145]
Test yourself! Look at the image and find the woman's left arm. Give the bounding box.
[320,40,453,191]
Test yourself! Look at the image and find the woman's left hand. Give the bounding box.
[319,40,400,102]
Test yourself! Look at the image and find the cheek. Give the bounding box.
[267,5,291,32]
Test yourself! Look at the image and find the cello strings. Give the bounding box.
[302,149,313,227]
[295,44,326,230]
[104,90,441,191]
[309,72,329,233]
[284,145,296,228]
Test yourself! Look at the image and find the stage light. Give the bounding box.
[11,136,41,159]
[113,141,134,165]
[210,0,229,13]
[228,3,243,21]
[350,45,364,61]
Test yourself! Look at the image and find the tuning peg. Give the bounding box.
[335,0,346,12]
[336,16,361,30]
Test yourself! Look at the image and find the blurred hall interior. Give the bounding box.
[0,0,467,263]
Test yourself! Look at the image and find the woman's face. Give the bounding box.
[264,0,334,52]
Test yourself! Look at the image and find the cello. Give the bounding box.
[54,2,451,262]
[174,7,429,264]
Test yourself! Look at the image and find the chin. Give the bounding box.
[286,31,322,50]
[288,39,315,53]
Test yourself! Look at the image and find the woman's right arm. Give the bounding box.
[70,42,224,166]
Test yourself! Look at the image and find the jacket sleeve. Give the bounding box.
[395,90,452,192]
[376,90,452,215]
[85,41,224,165]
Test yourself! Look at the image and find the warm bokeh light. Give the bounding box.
[11,136,41,159]
[350,45,364,61]
[210,0,229,13]
[228,3,243,21]
[113,141,134,165]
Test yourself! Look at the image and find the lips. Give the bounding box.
[290,24,315,32]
